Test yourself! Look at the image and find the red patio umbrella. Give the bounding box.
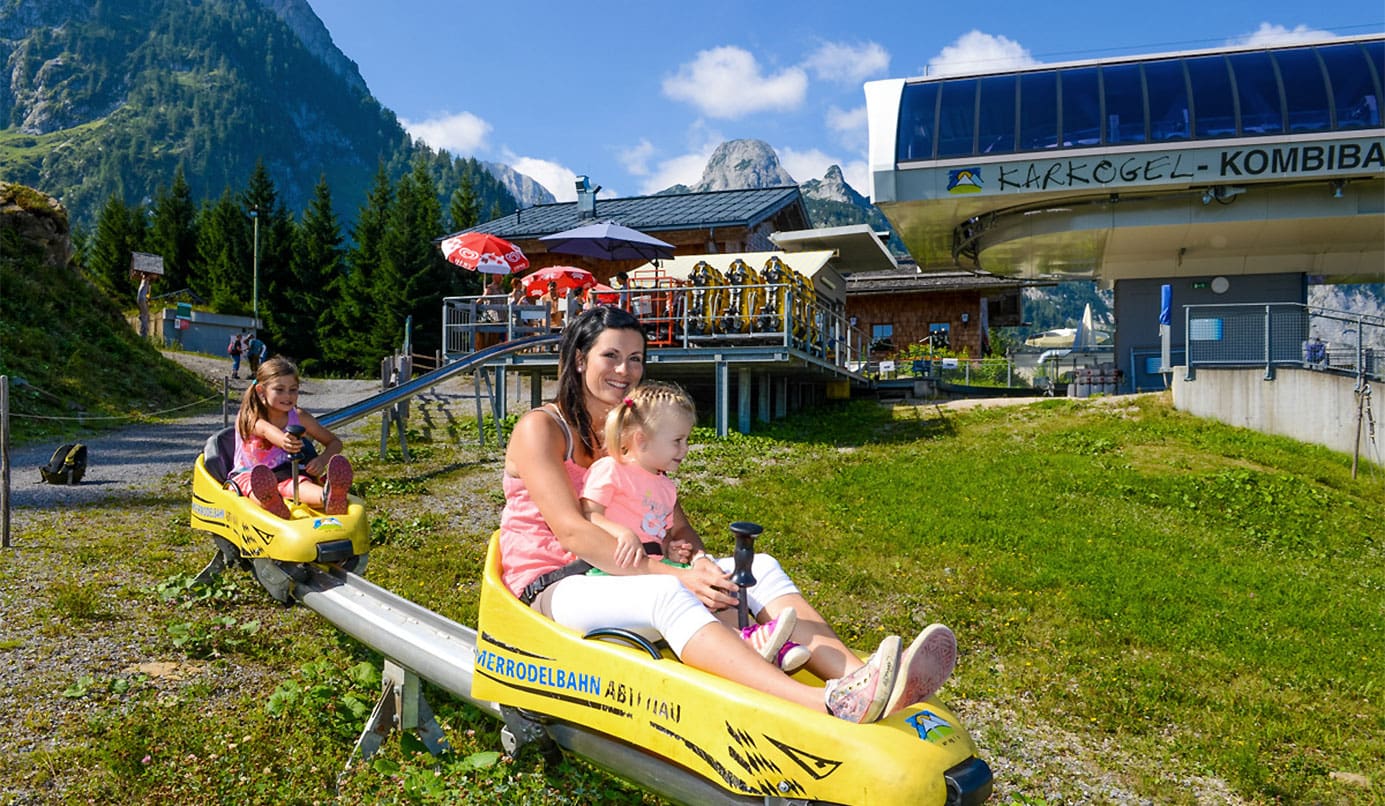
[520,265,597,297]
[438,232,530,274]
[589,283,619,305]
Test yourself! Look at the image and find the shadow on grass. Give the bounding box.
[746,400,960,448]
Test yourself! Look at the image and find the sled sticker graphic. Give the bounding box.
[907,709,957,743]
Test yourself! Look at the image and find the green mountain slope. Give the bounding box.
[0,0,515,228]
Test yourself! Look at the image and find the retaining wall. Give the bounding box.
[1172,366,1380,466]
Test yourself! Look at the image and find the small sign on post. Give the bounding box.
[131,252,164,338]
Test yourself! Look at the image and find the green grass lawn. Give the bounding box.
[1,394,1380,804]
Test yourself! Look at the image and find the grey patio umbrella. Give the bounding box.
[539,220,675,262]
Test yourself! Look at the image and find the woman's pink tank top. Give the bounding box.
[498,406,588,595]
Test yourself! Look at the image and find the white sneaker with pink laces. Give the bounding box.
[740,607,797,664]
[775,641,812,674]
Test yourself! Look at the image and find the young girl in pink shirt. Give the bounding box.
[581,381,811,673]
[231,357,353,519]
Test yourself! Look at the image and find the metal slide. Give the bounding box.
[293,336,775,804]
[316,332,558,433]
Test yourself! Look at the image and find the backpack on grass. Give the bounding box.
[39,443,88,485]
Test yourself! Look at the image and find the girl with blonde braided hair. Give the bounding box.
[581,380,811,672]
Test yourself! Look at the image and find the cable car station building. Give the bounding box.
[865,34,1384,392]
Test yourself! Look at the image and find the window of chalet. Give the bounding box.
[870,323,895,352]
[928,322,952,349]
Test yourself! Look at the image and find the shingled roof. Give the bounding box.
[455,186,810,240]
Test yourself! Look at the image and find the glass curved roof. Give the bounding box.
[895,38,1383,164]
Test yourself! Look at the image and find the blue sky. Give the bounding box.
[308,1,1382,202]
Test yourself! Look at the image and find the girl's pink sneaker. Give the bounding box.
[884,624,957,717]
[248,465,291,519]
[740,607,798,664]
[322,455,352,515]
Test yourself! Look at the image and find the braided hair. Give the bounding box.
[554,306,647,455]
[604,380,696,461]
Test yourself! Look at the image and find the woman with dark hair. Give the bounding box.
[498,306,956,724]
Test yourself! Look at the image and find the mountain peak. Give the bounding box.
[691,139,797,192]
[258,0,369,95]
[800,164,866,206]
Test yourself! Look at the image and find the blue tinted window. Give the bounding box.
[937,79,979,157]
[1061,67,1102,146]
[1274,48,1330,132]
[1320,43,1381,129]
[1018,71,1058,151]
[1187,55,1235,138]
[1367,40,1385,116]
[896,82,938,161]
[1230,51,1283,134]
[1102,63,1146,144]
[977,75,1017,154]
[1145,59,1191,140]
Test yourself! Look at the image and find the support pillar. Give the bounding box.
[715,361,730,437]
[738,367,752,435]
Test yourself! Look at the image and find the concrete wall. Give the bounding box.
[157,308,259,357]
[1172,365,1379,466]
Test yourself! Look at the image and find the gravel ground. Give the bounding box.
[3,352,384,512]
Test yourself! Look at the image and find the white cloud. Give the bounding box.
[401,111,491,155]
[1228,23,1337,47]
[663,46,808,119]
[927,30,1038,77]
[501,150,579,202]
[826,104,868,150]
[618,139,655,176]
[634,123,726,195]
[639,149,716,195]
[805,41,890,85]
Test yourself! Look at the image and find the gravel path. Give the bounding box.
[4,352,384,512]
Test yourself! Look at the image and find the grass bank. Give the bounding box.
[0,394,1380,804]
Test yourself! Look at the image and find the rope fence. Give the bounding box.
[4,392,223,422]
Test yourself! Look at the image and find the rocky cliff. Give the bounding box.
[0,182,72,270]
[689,139,798,192]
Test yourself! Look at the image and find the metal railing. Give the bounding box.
[1185,303,1384,381]
[443,284,869,372]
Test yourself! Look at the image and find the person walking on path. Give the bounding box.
[246,333,267,376]
[228,331,246,379]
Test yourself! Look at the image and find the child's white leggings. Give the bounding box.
[544,553,800,656]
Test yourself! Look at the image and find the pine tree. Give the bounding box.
[447,172,478,233]
[333,163,393,374]
[87,194,148,300]
[197,188,250,313]
[287,176,344,371]
[242,159,295,355]
[147,166,199,293]
[371,160,430,359]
